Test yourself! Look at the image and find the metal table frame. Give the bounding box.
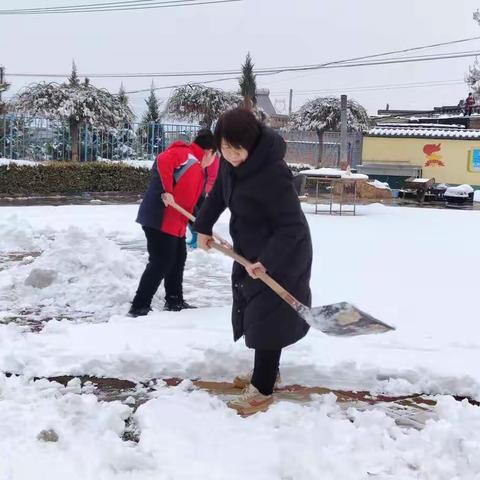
[306,175,362,216]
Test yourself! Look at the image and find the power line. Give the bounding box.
[0,0,240,15]
[1,0,186,12]
[271,79,466,97]
[0,0,186,12]
[269,36,480,71]
[8,50,480,80]
[124,75,240,94]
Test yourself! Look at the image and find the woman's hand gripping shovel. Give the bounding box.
[169,199,395,337]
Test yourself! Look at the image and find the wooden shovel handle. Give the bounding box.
[209,242,302,310]
[169,200,231,248]
[169,200,302,311]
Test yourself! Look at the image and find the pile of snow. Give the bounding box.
[412,178,431,183]
[287,162,314,170]
[475,190,480,202]
[0,214,50,252]
[367,179,390,190]
[300,167,368,179]
[444,184,474,198]
[0,158,40,167]
[97,158,153,169]
[0,226,144,322]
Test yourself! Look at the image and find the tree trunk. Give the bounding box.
[315,127,325,168]
[201,115,213,130]
[70,119,80,162]
[243,95,253,111]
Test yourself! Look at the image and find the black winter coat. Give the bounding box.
[194,127,312,350]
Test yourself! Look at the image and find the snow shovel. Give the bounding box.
[170,201,394,337]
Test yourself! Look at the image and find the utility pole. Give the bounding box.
[0,66,4,104]
[339,94,348,169]
[288,89,293,114]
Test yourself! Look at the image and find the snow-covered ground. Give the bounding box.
[1,203,480,479]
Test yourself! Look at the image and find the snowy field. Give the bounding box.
[1,202,480,479]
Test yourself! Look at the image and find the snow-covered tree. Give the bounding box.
[239,53,257,111]
[167,84,242,129]
[465,11,480,96]
[14,64,133,162]
[466,59,480,97]
[287,96,369,166]
[0,66,10,114]
[287,96,369,133]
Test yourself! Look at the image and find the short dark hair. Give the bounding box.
[214,108,261,153]
[193,128,216,151]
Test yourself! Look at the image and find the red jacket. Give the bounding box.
[205,154,220,194]
[157,141,205,237]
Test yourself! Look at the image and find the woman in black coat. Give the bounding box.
[194,108,312,415]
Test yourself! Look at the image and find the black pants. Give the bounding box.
[251,349,282,396]
[132,227,187,309]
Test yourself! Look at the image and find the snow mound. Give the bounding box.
[300,167,368,179]
[0,226,143,321]
[444,184,474,198]
[368,180,390,190]
[0,215,50,252]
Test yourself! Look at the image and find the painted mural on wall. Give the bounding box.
[423,144,445,167]
[468,148,480,172]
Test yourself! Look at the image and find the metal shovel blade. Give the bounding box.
[298,302,395,337]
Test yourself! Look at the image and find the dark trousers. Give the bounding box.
[132,227,187,309]
[251,349,282,396]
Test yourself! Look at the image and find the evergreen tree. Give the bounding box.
[69,61,80,87]
[142,83,161,123]
[118,83,128,107]
[239,53,257,111]
[139,84,163,159]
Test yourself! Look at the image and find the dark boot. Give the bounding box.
[164,297,196,312]
[128,305,152,318]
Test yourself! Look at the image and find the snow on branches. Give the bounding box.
[167,84,242,128]
[15,81,133,127]
[287,96,370,132]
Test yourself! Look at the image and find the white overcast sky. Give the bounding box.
[1,0,480,118]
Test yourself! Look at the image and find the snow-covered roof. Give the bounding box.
[368,127,480,140]
[256,88,277,116]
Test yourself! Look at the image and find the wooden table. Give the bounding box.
[305,174,367,215]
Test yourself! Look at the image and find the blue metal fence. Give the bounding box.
[0,115,200,161]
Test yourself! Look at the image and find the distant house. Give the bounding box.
[256,88,289,128]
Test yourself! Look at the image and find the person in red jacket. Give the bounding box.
[465,93,476,116]
[129,130,216,317]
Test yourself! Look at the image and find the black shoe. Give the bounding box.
[163,300,197,312]
[127,306,151,318]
